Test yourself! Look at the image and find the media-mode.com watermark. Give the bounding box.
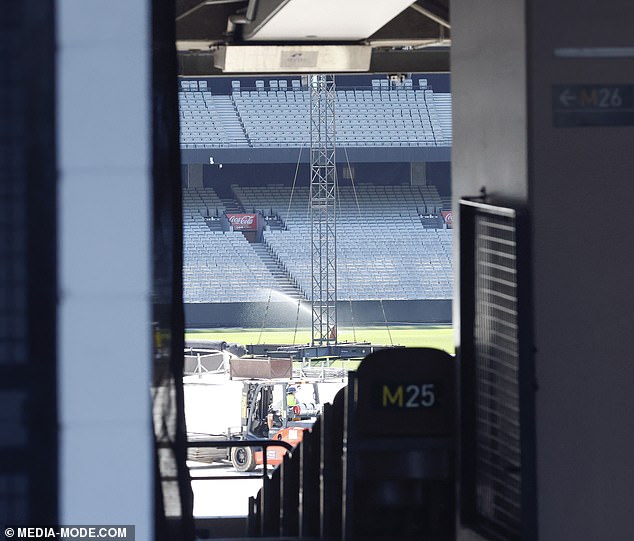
[3,526,134,540]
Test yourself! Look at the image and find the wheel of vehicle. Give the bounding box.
[231,446,256,472]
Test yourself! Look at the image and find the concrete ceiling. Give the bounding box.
[176,0,450,75]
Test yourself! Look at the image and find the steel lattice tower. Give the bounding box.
[309,74,337,346]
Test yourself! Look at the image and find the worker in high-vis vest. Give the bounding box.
[268,385,298,430]
[286,385,297,407]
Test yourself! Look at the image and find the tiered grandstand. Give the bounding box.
[183,183,452,303]
[183,188,276,302]
[239,184,452,301]
[179,78,452,148]
[180,74,453,324]
[179,80,248,147]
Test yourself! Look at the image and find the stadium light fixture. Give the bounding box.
[214,44,371,72]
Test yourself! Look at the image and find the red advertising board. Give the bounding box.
[441,210,454,228]
[226,213,257,231]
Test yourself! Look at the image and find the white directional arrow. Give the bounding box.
[559,88,576,107]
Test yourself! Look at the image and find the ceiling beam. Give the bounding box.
[176,0,245,22]
[177,47,449,75]
[409,3,450,29]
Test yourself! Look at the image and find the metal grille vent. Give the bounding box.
[460,198,536,541]
[473,212,522,537]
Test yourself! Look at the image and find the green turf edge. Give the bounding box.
[185,325,455,354]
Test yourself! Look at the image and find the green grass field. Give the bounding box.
[186,325,454,354]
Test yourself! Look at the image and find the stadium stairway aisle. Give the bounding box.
[221,197,245,213]
[252,243,305,301]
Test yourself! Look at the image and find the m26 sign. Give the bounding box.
[553,84,634,127]
[226,213,257,231]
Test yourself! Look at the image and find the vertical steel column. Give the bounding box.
[309,74,337,346]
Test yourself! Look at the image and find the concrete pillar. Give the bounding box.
[186,163,203,188]
[410,162,427,185]
[56,0,152,537]
[452,0,634,539]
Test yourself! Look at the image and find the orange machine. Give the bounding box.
[230,381,321,472]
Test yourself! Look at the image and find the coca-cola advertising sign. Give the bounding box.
[226,213,257,231]
[441,210,454,228]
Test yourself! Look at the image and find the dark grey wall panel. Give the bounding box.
[0,0,58,525]
[181,146,451,165]
[528,1,634,538]
[184,300,451,328]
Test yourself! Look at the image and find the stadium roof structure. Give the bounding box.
[176,0,450,75]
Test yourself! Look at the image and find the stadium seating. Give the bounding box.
[183,187,277,302]
[182,186,225,219]
[179,78,453,148]
[233,183,453,301]
[183,183,452,303]
[179,81,248,148]
[180,77,453,303]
